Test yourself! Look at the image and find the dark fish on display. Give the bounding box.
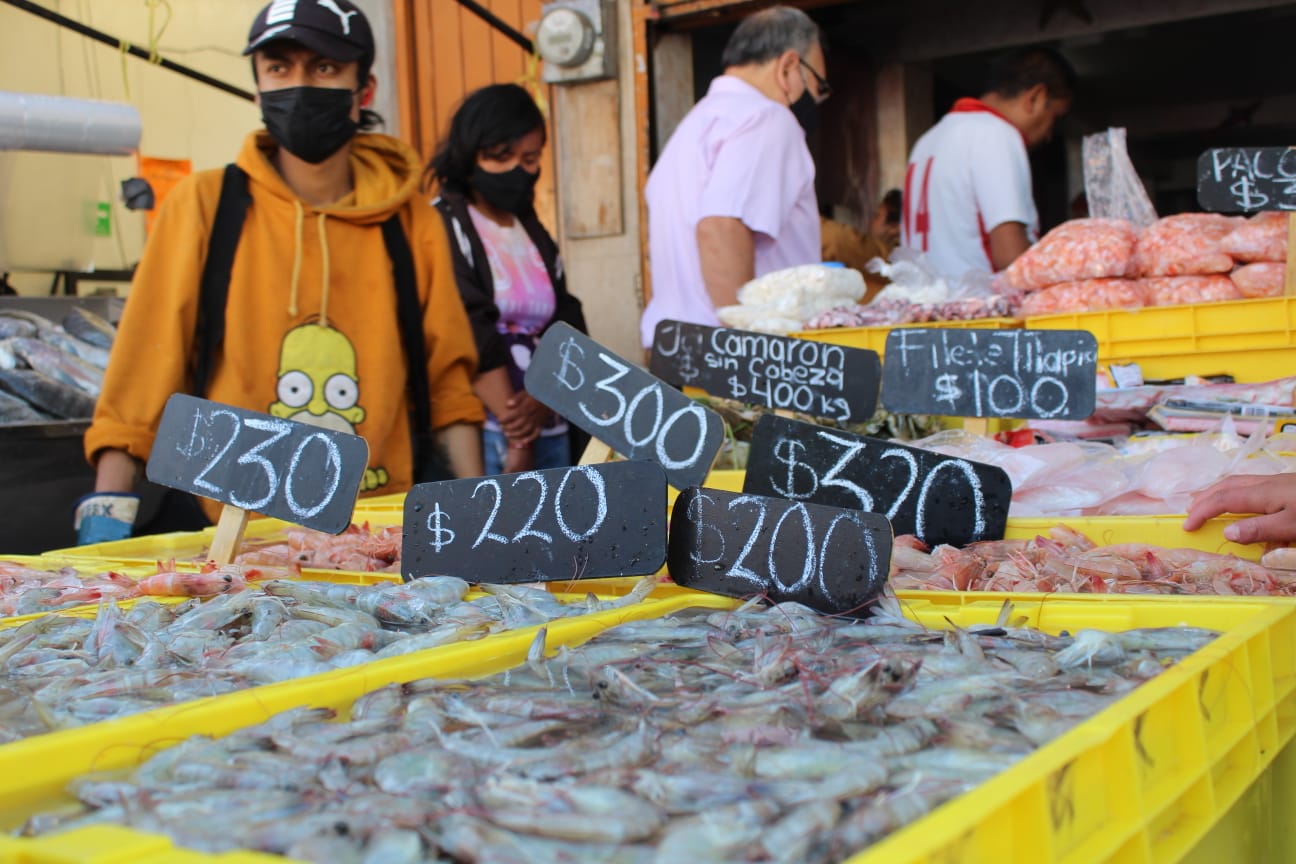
[0,309,112,367]
[8,337,103,396]
[62,307,116,350]
[0,310,57,330]
[0,388,50,424]
[0,368,95,418]
[37,328,111,368]
[0,316,37,340]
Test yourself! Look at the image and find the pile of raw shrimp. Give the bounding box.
[25,599,1216,862]
[0,576,660,739]
[0,560,267,619]
[230,521,401,572]
[891,525,1296,595]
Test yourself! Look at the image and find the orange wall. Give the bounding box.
[395,0,556,228]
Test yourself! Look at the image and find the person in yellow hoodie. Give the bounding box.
[74,0,484,543]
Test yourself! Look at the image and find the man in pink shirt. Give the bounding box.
[640,6,827,348]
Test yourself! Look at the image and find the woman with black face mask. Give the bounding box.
[427,84,587,476]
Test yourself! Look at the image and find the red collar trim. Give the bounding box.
[949,98,1027,145]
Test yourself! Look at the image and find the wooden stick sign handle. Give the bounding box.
[1286,214,1296,297]
[208,504,249,565]
[578,438,617,466]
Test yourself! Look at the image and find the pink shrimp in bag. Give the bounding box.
[1132,214,1240,277]
[1230,262,1285,298]
[1220,211,1288,263]
[1003,218,1136,291]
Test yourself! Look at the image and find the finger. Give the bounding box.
[1184,483,1282,531]
[1225,511,1296,545]
[499,416,529,435]
[1186,474,1273,512]
[1183,489,1249,530]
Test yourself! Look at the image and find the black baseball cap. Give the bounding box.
[244,0,374,64]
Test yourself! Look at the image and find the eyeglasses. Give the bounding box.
[799,58,831,101]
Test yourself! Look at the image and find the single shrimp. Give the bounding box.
[817,657,922,721]
[1054,629,1126,668]
[476,778,666,843]
[136,567,246,597]
[1261,547,1296,572]
[757,798,842,864]
[892,534,929,552]
[930,545,985,591]
[834,777,968,853]
[1047,523,1096,551]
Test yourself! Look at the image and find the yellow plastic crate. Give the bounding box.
[1006,515,1260,561]
[1026,296,1296,383]
[44,519,403,584]
[0,825,289,863]
[791,316,1024,359]
[0,592,1289,864]
[46,516,304,564]
[657,470,1260,563]
[849,592,1296,864]
[0,590,737,837]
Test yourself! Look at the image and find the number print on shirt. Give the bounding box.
[905,157,935,252]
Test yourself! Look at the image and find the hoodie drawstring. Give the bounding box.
[317,213,331,328]
[288,200,304,318]
[286,202,332,326]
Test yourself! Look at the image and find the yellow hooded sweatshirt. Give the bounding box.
[86,131,485,522]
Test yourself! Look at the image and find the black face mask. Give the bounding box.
[260,86,358,164]
[790,90,819,137]
[472,164,539,215]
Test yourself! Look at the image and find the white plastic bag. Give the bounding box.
[717,264,867,334]
[869,247,994,304]
[1083,128,1157,228]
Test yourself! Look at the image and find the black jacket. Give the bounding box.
[432,192,587,373]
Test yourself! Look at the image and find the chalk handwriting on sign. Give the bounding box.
[402,460,667,583]
[669,486,892,616]
[1197,147,1296,213]
[147,393,368,534]
[649,320,880,423]
[881,328,1097,421]
[743,414,1010,547]
[525,322,725,489]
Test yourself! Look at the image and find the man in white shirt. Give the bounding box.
[640,6,827,348]
[901,47,1076,280]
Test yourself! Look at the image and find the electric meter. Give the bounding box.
[536,1,615,84]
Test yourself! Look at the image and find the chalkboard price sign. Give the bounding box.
[669,486,892,616]
[881,328,1097,421]
[649,320,881,423]
[147,393,369,534]
[525,322,725,489]
[1197,148,1296,213]
[402,460,667,583]
[743,414,1010,547]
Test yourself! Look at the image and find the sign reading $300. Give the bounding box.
[525,323,725,490]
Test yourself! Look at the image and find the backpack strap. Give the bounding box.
[381,214,441,480]
[193,164,251,398]
[194,168,442,479]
